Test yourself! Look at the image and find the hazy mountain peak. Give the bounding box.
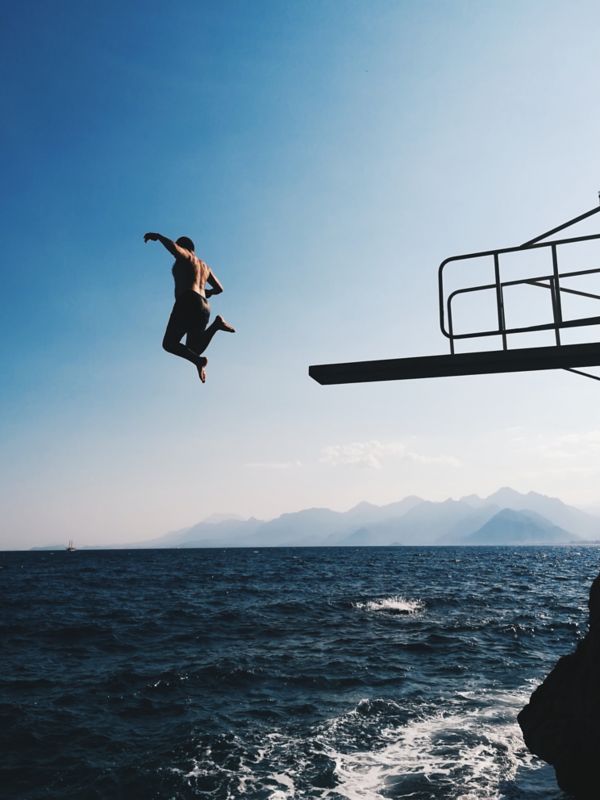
[202,513,245,525]
[348,501,378,513]
[525,489,560,503]
[486,487,526,503]
[277,506,338,521]
[464,507,574,545]
[459,493,486,508]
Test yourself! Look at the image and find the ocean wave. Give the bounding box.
[169,687,561,800]
[354,595,425,614]
[325,687,561,800]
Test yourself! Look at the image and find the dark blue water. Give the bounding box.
[2,547,596,799]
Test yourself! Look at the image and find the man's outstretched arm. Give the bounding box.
[144,232,188,259]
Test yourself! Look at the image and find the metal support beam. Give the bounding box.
[522,204,600,247]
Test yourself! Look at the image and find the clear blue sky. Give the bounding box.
[3,0,600,548]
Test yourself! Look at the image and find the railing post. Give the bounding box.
[447,296,455,354]
[548,278,560,345]
[551,244,563,346]
[494,253,507,350]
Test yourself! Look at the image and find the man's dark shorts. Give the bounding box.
[166,290,210,338]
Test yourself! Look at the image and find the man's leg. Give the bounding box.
[163,308,208,383]
[186,315,236,356]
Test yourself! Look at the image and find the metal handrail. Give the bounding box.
[438,228,600,354]
[446,266,600,345]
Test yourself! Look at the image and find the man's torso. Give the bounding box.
[172,253,210,299]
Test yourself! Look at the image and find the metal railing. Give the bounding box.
[438,205,600,360]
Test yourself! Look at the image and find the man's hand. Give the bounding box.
[143,232,184,258]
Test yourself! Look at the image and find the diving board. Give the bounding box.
[309,342,600,385]
[310,200,600,385]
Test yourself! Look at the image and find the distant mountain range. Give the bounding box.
[33,488,599,550]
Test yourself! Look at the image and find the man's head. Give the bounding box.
[176,236,195,252]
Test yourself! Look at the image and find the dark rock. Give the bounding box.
[518,573,600,797]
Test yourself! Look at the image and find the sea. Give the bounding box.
[1,546,596,800]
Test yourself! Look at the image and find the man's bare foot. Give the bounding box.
[197,356,208,383]
[216,315,236,333]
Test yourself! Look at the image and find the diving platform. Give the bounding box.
[310,200,600,385]
[309,341,600,385]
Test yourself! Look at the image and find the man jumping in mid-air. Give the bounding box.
[144,232,235,383]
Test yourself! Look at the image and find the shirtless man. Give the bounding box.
[144,232,235,383]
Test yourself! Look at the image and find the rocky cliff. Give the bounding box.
[518,573,600,797]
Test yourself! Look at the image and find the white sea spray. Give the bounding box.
[354,595,425,614]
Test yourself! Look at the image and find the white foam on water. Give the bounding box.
[268,772,296,799]
[355,595,425,614]
[259,731,308,800]
[174,684,561,799]
[322,687,558,800]
[180,737,257,799]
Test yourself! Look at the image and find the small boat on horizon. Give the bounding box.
[66,540,76,552]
